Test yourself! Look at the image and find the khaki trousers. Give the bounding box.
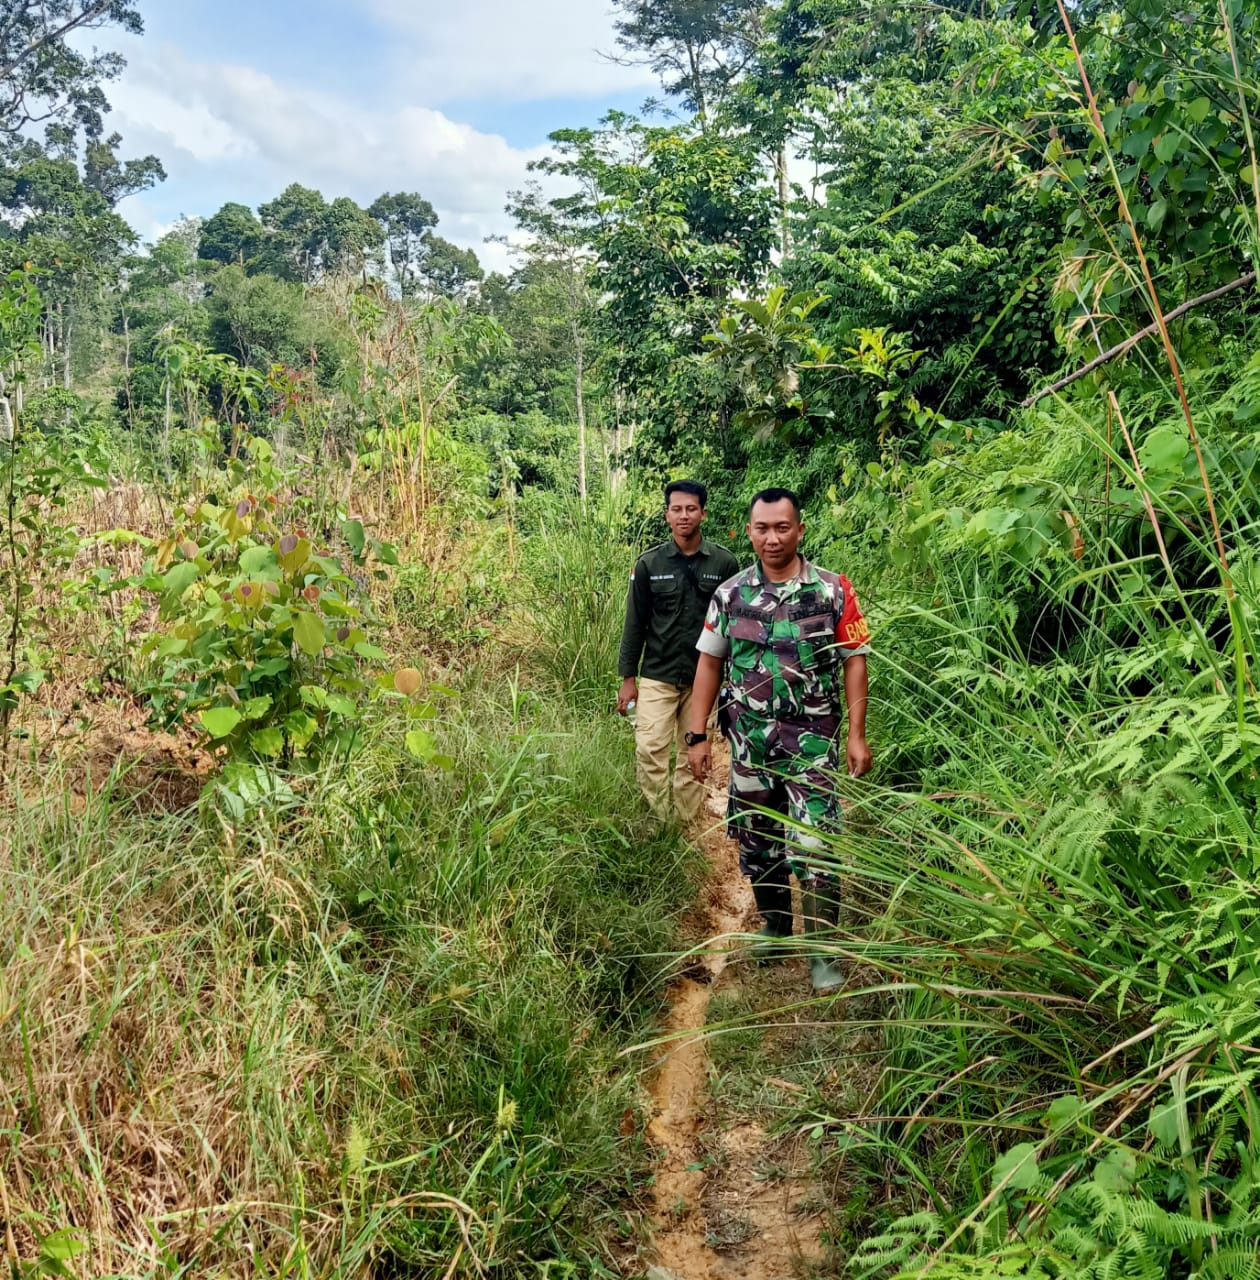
[635,678,709,823]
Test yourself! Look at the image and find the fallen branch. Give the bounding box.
[1021,270,1257,407]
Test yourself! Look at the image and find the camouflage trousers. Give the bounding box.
[726,706,841,887]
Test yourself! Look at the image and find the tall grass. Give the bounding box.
[516,491,652,712]
[0,685,700,1277]
[781,373,1260,1275]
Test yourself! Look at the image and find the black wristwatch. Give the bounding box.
[684,731,708,747]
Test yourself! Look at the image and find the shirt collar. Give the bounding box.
[749,554,816,588]
[667,537,707,558]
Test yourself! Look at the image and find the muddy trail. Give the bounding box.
[642,747,830,1280]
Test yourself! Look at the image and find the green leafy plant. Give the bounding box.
[137,431,397,763]
[0,270,112,747]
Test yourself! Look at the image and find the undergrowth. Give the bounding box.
[0,687,699,1277]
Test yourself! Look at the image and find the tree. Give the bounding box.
[258,183,328,282]
[323,196,384,278]
[199,202,265,268]
[611,0,767,128]
[82,129,163,204]
[526,115,774,476]
[203,265,353,383]
[116,220,208,432]
[0,0,142,141]
[508,182,596,503]
[466,262,578,418]
[0,137,150,384]
[0,2,162,388]
[368,191,438,297]
[417,235,483,298]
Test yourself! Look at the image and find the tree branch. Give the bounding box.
[0,0,114,81]
[1021,271,1257,407]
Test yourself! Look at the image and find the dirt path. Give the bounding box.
[643,750,826,1280]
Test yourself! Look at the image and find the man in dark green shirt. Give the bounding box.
[617,480,739,822]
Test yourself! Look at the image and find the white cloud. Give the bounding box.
[108,44,563,268]
[361,0,656,102]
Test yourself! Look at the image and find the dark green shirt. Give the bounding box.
[618,538,740,686]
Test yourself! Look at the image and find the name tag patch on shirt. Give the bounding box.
[651,574,676,581]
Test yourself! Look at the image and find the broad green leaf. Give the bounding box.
[299,684,329,708]
[238,694,273,721]
[1093,1147,1137,1190]
[1153,132,1178,164]
[249,727,284,757]
[1043,1096,1083,1130]
[1150,1100,1181,1148]
[405,728,436,761]
[284,710,318,747]
[326,693,357,717]
[991,1142,1038,1192]
[967,507,1021,538]
[1121,128,1154,158]
[292,610,326,656]
[238,545,276,574]
[342,519,365,557]
[161,561,201,597]
[1186,96,1211,124]
[354,642,388,660]
[200,706,242,738]
[38,1229,86,1264]
[1147,198,1168,231]
[1140,426,1188,472]
[276,534,312,574]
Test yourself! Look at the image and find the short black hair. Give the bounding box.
[665,479,708,509]
[748,487,802,520]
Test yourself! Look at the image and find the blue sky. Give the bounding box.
[99,0,657,273]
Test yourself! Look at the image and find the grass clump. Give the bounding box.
[783,380,1260,1276]
[0,684,700,1277]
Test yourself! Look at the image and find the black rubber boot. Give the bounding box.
[802,883,845,991]
[749,870,794,963]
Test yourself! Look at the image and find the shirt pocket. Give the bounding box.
[795,613,837,666]
[796,613,833,641]
[650,575,683,609]
[730,613,769,644]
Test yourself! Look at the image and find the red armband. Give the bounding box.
[835,574,871,652]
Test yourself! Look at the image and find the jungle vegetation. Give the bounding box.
[1,1,1259,1276]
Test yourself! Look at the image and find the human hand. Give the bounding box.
[617,678,639,715]
[688,740,712,782]
[847,733,872,778]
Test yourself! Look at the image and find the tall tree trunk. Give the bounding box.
[688,42,708,131]
[611,382,626,493]
[776,143,791,259]
[122,309,134,431]
[572,316,587,505]
[163,376,172,476]
[0,372,12,443]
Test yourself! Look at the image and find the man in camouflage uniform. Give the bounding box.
[617,479,739,823]
[685,487,871,991]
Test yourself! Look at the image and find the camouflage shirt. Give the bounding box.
[696,557,870,722]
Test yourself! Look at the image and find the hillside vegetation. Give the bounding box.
[2,1,1260,1277]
